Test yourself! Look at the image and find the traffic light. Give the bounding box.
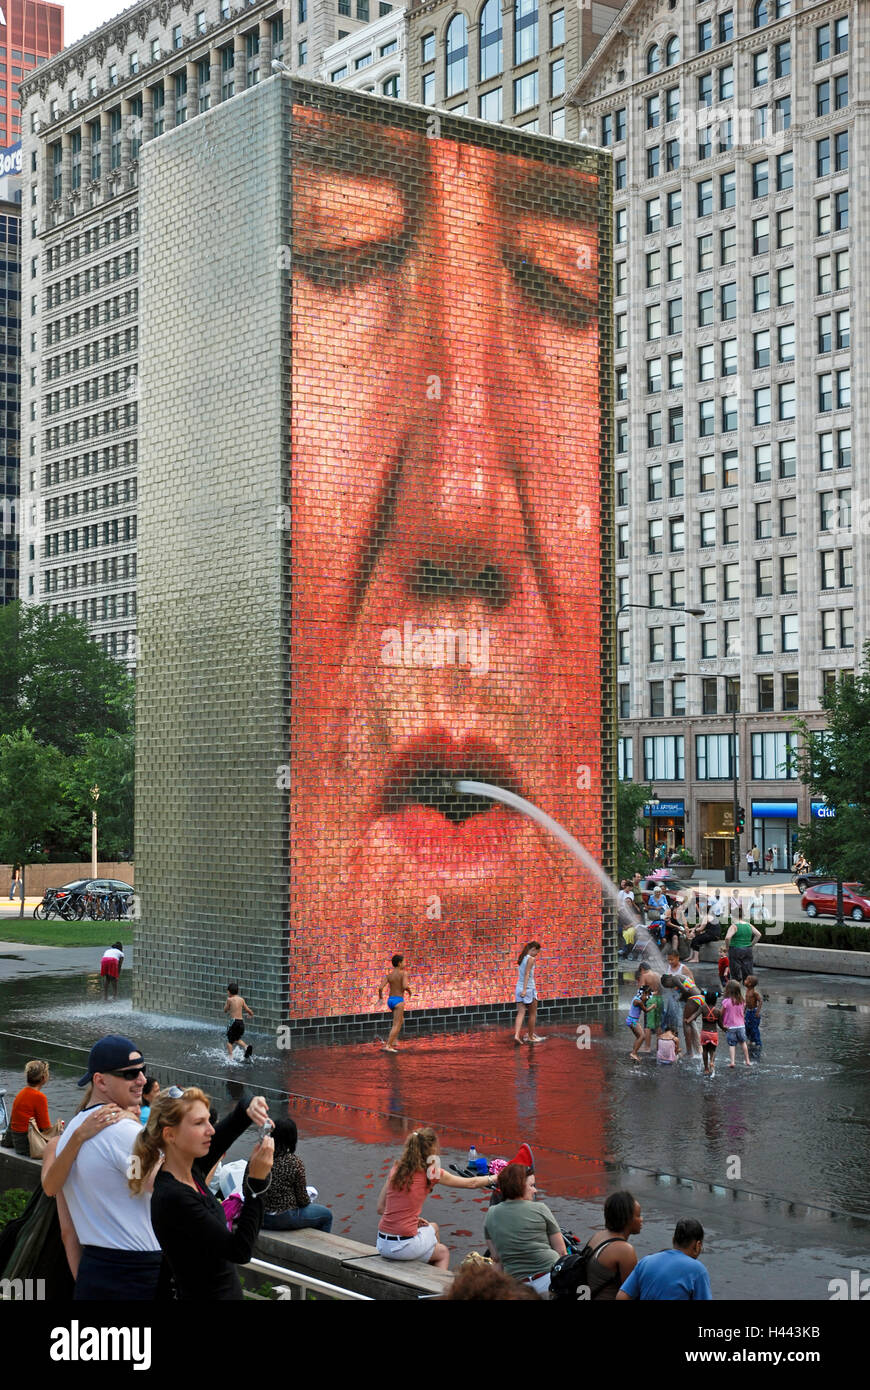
[737,805,746,832]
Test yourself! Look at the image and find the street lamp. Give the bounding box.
[618,604,707,618]
[90,784,100,879]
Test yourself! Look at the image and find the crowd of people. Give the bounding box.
[0,1033,337,1301]
[0,1029,724,1302]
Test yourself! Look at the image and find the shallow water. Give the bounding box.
[1,962,868,1300]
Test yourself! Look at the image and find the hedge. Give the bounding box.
[763,921,870,952]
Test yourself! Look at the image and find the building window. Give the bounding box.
[221,46,235,101]
[175,70,188,125]
[246,31,261,87]
[514,0,538,65]
[696,734,738,780]
[421,32,435,64]
[752,160,768,199]
[446,13,469,95]
[643,736,684,781]
[752,731,796,780]
[152,84,165,138]
[479,0,503,80]
[513,70,537,113]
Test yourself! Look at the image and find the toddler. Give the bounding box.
[721,981,752,1068]
[744,975,763,1053]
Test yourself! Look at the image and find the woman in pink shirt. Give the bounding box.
[721,981,752,1068]
[376,1127,493,1268]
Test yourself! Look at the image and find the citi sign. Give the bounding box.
[810,801,836,819]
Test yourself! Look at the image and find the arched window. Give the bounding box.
[446,13,468,96]
[753,0,768,27]
[479,0,503,81]
[774,0,791,15]
[514,0,538,66]
[646,42,660,74]
[665,34,680,66]
[382,73,400,98]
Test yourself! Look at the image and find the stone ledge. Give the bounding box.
[254,1226,452,1301]
[0,1149,43,1192]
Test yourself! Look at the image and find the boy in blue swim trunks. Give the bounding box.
[378,954,411,1053]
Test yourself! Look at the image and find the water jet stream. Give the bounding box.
[455,778,668,973]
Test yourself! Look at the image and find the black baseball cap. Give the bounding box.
[78,1034,145,1086]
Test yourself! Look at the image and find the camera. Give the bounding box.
[257,1120,273,1142]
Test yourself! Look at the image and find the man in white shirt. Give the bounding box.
[43,1034,163,1300]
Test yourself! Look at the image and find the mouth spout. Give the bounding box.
[455,778,615,902]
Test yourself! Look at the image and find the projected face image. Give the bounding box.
[290,104,605,1018]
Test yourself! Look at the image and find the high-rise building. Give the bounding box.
[0,0,64,146]
[571,0,865,867]
[18,0,389,664]
[0,140,20,602]
[405,0,624,141]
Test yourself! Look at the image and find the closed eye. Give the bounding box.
[503,250,596,329]
[294,226,416,291]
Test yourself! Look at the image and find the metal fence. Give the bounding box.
[245,1257,372,1301]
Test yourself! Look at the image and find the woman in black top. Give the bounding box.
[129,1086,274,1301]
[582,1190,643,1301]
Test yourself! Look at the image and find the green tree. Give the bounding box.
[617,781,652,881]
[0,603,133,756]
[793,651,870,923]
[62,729,135,861]
[0,730,71,914]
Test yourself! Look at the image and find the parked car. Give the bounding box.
[793,869,834,894]
[641,875,711,910]
[801,882,870,922]
[40,878,134,920]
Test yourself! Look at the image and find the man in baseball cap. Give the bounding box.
[43,1034,164,1300]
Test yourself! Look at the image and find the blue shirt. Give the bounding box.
[620,1249,712,1301]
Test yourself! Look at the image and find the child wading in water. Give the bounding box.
[223,982,254,1061]
[656,1027,680,1064]
[744,975,763,1054]
[699,988,722,1077]
[513,941,544,1044]
[717,941,731,990]
[641,984,663,1054]
[378,954,411,1053]
[721,981,753,1067]
[627,985,652,1062]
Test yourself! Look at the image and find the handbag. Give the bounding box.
[27,1116,63,1159]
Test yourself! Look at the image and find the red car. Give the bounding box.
[801,882,870,922]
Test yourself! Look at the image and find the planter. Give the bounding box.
[672,864,697,877]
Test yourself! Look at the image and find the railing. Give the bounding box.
[245,1256,372,1301]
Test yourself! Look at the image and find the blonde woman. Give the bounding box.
[9,1060,61,1156]
[376,1128,493,1269]
[129,1087,273,1300]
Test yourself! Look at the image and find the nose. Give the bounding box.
[389,142,526,610]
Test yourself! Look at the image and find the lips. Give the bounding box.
[380,731,521,822]
[364,730,526,873]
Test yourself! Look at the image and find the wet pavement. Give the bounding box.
[1,952,868,1301]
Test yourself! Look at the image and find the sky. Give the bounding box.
[63,0,140,48]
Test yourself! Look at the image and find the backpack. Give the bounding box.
[549,1237,621,1302]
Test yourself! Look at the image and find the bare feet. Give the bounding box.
[513,1036,526,1044]
[630,1054,640,1063]
[384,1046,398,1053]
[528,1034,546,1043]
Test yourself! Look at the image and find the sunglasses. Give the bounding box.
[107,1065,147,1080]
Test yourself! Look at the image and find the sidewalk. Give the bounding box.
[668,869,796,888]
